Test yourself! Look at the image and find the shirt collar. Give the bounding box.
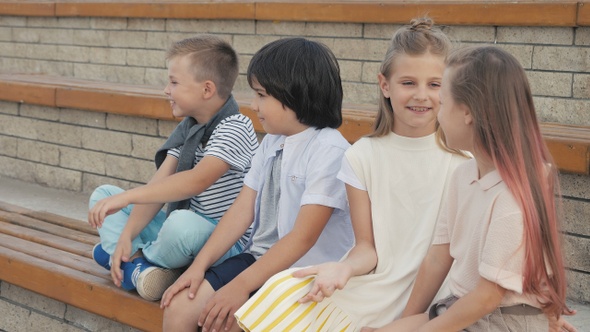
[284,126,317,144]
[467,159,503,190]
[267,127,317,158]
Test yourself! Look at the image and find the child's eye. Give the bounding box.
[170,81,178,85]
[430,82,441,88]
[401,81,414,86]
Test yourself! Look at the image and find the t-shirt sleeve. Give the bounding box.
[167,147,181,159]
[432,193,451,245]
[205,115,258,172]
[479,194,525,293]
[300,143,349,211]
[337,154,366,191]
[432,167,461,246]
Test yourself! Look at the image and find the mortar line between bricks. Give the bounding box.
[0,293,93,332]
[563,232,590,240]
[567,267,590,276]
[563,195,590,203]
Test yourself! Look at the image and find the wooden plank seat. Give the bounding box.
[0,73,588,175]
[0,201,163,331]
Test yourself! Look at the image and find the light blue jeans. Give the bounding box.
[89,184,242,269]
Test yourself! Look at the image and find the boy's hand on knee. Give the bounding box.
[160,268,204,308]
[88,195,128,229]
[198,282,246,332]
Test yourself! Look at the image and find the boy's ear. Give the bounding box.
[377,73,390,98]
[202,80,217,99]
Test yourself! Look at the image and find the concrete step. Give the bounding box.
[0,176,588,331]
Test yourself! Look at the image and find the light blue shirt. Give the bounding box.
[244,127,354,267]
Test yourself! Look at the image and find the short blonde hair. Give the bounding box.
[166,34,238,99]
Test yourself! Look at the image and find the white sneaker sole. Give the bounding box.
[136,266,183,301]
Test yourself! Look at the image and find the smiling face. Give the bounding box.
[163,54,207,119]
[249,78,305,136]
[438,66,474,152]
[378,52,445,137]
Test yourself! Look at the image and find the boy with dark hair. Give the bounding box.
[160,37,354,332]
[88,34,259,302]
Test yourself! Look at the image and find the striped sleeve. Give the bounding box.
[206,114,259,171]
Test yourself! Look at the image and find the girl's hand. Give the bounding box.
[293,262,353,303]
[198,281,248,332]
[548,308,578,332]
[110,239,132,287]
[88,194,128,228]
[160,266,204,308]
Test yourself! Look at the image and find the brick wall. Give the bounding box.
[0,100,173,192]
[0,281,139,331]
[0,16,588,119]
[0,16,588,303]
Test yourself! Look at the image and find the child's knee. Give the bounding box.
[163,211,215,241]
[158,210,215,247]
[89,184,121,207]
[163,289,203,331]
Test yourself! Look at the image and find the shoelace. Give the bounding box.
[131,262,143,288]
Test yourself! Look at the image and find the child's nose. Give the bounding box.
[250,100,259,112]
[413,88,428,102]
[163,83,171,96]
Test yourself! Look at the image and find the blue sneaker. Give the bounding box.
[92,243,111,270]
[120,256,156,291]
[119,257,183,300]
[120,258,145,291]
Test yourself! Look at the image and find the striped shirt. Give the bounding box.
[168,114,258,247]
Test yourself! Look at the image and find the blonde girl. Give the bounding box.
[375,45,571,331]
[235,17,468,331]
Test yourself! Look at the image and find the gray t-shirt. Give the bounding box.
[247,150,282,259]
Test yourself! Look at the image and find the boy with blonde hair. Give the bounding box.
[88,34,258,302]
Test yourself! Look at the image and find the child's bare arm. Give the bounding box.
[295,184,376,302]
[98,155,231,214]
[402,244,453,317]
[417,277,506,332]
[199,204,335,332]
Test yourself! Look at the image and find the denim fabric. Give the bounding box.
[89,184,242,269]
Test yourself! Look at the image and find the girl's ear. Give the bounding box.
[202,80,217,99]
[463,104,473,125]
[377,73,391,98]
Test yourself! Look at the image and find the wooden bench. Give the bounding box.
[0,73,589,331]
[0,200,163,331]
